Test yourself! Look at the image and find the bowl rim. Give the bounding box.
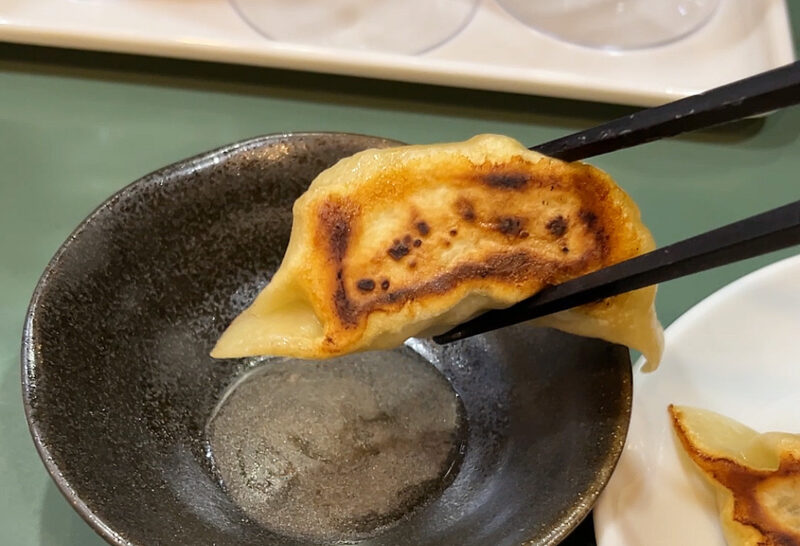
[20,132,632,546]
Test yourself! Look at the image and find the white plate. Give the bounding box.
[594,253,800,546]
[0,0,794,107]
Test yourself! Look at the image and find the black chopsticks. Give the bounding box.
[434,63,800,344]
[433,199,800,344]
[531,61,800,162]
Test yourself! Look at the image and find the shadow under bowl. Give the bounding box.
[22,133,631,546]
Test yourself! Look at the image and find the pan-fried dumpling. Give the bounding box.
[212,134,663,367]
[669,405,800,546]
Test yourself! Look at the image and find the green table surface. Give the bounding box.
[2,9,799,545]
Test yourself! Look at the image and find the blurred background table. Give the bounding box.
[1,6,798,546]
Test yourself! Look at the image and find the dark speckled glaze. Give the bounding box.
[21,133,632,546]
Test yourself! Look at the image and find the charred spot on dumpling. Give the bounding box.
[386,291,402,303]
[454,198,476,222]
[380,279,390,291]
[578,209,610,256]
[371,251,535,308]
[388,239,410,260]
[416,221,430,236]
[357,279,376,292]
[482,170,529,190]
[449,229,458,237]
[403,234,413,245]
[318,200,353,262]
[494,216,527,237]
[317,202,359,326]
[561,246,569,253]
[580,210,599,228]
[546,215,568,237]
[333,280,357,327]
[409,261,417,269]
[519,231,530,239]
[413,239,422,247]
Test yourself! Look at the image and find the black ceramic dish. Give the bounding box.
[22,133,632,546]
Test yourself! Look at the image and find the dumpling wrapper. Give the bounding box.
[669,405,800,546]
[212,134,663,368]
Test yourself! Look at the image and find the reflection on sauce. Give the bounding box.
[206,351,465,542]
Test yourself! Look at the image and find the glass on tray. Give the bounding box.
[230,0,480,54]
[494,0,721,50]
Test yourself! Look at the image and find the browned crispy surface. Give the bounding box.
[305,154,646,352]
[669,405,800,546]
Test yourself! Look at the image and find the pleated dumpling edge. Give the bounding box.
[211,134,663,367]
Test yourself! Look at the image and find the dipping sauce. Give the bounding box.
[206,350,465,542]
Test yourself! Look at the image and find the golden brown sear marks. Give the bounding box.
[387,239,411,260]
[210,134,660,362]
[482,171,530,190]
[471,157,535,190]
[356,279,376,292]
[316,201,358,327]
[314,154,628,335]
[318,200,353,262]
[454,197,476,222]
[546,215,568,237]
[493,216,528,238]
[361,251,570,314]
[669,405,800,546]
[580,209,599,227]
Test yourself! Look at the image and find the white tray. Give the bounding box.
[0,0,794,106]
